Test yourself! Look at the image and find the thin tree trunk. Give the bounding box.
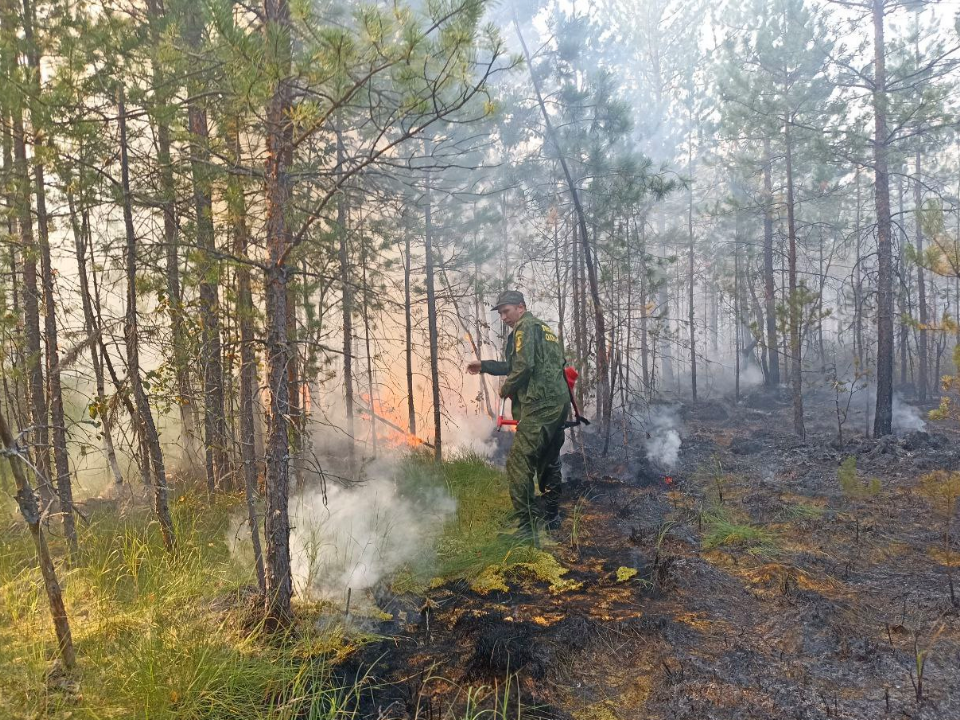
[763,137,780,386]
[898,173,910,387]
[337,127,355,469]
[183,5,229,492]
[119,89,176,552]
[359,211,378,456]
[638,217,650,398]
[11,78,51,507]
[20,0,77,553]
[404,228,416,436]
[147,0,199,466]
[735,239,741,402]
[872,0,894,437]
[262,0,294,627]
[915,149,928,402]
[784,118,805,438]
[228,117,266,595]
[424,173,442,462]
[855,168,864,368]
[0,407,74,668]
[688,147,697,402]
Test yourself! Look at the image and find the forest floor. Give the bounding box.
[344,386,960,720]
[3,387,960,719]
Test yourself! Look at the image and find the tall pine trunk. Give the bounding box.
[872,0,894,437]
[404,228,416,436]
[20,0,76,550]
[11,81,51,506]
[228,117,266,595]
[183,5,229,491]
[336,128,355,469]
[784,118,804,438]
[424,174,442,461]
[262,0,294,626]
[762,137,780,386]
[915,149,928,402]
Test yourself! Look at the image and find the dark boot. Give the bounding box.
[541,491,561,531]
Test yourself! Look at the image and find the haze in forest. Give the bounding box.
[2,0,960,694]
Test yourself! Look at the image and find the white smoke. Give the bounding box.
[644,406,683,470]
[230,462,456,601]
[893,394,927,435]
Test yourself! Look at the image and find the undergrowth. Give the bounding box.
[0,452,549,719]
[701,506,778,557]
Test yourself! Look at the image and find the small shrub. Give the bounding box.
[838,456,880,500]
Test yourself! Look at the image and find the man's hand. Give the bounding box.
[466,360,482,375]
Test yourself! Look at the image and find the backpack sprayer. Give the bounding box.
[496,366,591,431]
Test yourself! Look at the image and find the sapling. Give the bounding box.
[918,470,960,552]
[838,457,880,548]
[831,365,869,444]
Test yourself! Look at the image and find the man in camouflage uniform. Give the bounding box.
[467,291,571,534]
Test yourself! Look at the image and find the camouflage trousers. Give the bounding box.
[505,402,570,527]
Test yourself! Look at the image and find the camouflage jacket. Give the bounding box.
[481,313,569,416]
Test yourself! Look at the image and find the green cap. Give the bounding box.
[491,290,526,310]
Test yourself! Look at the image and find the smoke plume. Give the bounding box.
[230,461,456,601]
[644,405,683,470]
[892,394,927,434]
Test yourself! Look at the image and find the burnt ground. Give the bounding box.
[333,389,960,720]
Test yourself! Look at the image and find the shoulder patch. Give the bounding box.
[515,329,524,352]
[542,324,558,343]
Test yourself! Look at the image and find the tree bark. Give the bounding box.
[915,149,928,402]
[424,173,442,462]
[404,227,417,436]
[20,0,75,549]
[762,137,780,386]
[872,0,894,437]
[638,217,650,398]
[11,73,51,507]
[687,144,697,402]
[336,127,355,469]
[359,211,378,456]
[784,118,805,438]
[183,3,229,491]
[146,0,199,466]
[228,117,266,595]
[262,0,294,627]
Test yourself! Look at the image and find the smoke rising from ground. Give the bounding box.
[643,405,683,471]
[892,394,927,434]
[230,460,456,601]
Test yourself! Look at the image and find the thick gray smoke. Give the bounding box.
[230,462,456,601]
[643,405,683,470]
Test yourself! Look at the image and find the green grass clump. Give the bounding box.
[701,507,777,556]
[391,451,577,596]
[781,500,826,521]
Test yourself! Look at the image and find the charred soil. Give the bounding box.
[319,391,960,719]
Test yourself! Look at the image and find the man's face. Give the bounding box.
[499,303,526,328]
